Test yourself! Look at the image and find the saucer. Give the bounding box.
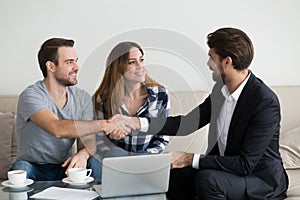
[62,176,94,185]
[1,179,34,188]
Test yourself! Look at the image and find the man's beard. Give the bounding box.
[216,65,226,84]
[56,77,77,86]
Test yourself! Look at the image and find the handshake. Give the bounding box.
[101,114,141,140]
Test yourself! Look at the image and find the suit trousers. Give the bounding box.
[167,167,247,200]
[167,167,198,200]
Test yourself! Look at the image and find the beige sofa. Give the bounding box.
[1,86,300,198]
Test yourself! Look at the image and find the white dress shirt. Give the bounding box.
[192,73,250,169]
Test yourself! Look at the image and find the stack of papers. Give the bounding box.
[30,186,98,200]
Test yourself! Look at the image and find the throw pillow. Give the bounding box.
[0,112,14,179]
[280,127,300,169]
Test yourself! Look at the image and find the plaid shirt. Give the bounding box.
[96,86,170,155]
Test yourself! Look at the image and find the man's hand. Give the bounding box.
[109,114,141,130]
[108,129,127,140]
[98,114,141,140]
[106,114,141,140]
[99,119,130,138]
[62,148,89,175]
[170,151,194,169]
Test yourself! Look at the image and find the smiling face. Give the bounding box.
[123,47,146,84]
[53,46,79,86]
[207,48,226,82]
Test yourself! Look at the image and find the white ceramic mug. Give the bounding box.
[68,168,92,182]
[7,170,27,185]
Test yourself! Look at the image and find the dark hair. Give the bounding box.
[207,27,254,70]
[38,38,74,77]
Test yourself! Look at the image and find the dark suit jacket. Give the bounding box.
[146,73,288,199]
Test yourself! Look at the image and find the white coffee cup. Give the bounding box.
[68,168,92,182]
[7,170,27,185]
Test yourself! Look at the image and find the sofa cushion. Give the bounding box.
[0,112,15,179]
[166,127,209,154]
[280,127,300,169]
[272,86,300,134]
[286,169,300,198]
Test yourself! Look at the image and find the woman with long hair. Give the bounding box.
[94,41,170,158]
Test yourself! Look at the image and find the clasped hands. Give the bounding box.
[103,114,140,140]
[102,115,195,169]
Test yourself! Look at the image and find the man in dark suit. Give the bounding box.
[110,27,289,199]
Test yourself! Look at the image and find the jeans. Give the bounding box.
[87,156,102,181]
[10,156,102,181]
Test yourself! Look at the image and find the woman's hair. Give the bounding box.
[94,41,162,118]
[207,27,254,70]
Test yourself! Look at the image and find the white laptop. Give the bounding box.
[94,153,171,198]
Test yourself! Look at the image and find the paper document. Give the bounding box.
[30,186,98,200]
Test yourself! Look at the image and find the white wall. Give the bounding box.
[1,0,299,95]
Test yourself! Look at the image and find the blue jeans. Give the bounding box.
[10,156,102,181]
[88,156,102,181]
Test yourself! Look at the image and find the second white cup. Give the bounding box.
[68,168,92,182]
